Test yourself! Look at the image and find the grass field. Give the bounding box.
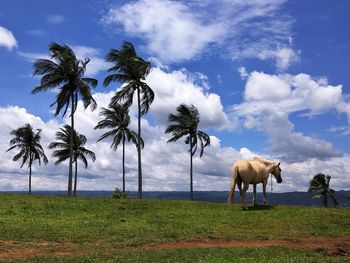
[0,193,349,262]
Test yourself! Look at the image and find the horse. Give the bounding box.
[227,157,282,210]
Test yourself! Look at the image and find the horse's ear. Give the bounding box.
[278,162,280,167]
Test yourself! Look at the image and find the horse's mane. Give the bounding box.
[252,157,276,166]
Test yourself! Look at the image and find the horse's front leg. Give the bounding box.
[241,183,249,210]
[253,184,257,206]
[263,182,267,206]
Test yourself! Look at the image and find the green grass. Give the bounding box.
[0,193,349,262]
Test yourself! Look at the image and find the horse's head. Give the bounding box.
[271,162,282,183]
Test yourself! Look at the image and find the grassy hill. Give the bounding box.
[0,193,349,262]
[15,190,350,207]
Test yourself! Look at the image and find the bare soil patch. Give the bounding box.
[134,236,350,256]
[0,236,349,261]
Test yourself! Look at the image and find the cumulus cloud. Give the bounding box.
[2,102,349,192]
[258,47,300,71]
[232,70,346,162]
[240,71,343,114]
[0,64,234,192]
[0,96,246,192]
[17,45,111,77]
[244,71,291,101]
[1,101,350,193]
[71,45,111,77]
[102,0,224,63]
[0,26,17,50]
[101,0,298,69]
[146,67,230,128]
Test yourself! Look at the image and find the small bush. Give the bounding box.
[111,188,130,199]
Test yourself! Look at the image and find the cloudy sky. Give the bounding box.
[1,0,350,193]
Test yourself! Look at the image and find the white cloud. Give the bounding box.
[0,95,239,192]
[1,100,350,193]
[17,51,49,61]
[18,46,111,77]
[46,14,65,25]
[71,45,111,77]
[258,47,300,71]
[0,65,232,192]
[146,67,230,129]
[0,26,17,50]
[238,67,248,80]
[244,71,291,101]
[292,74,342,112]
[102,0,297,69]
[102,0,225,63]
[232,70,346,162]
[239,71,343,114]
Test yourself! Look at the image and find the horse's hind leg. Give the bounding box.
[237,178,242,194]
[227,176,237,205]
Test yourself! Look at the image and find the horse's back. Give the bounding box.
[232,160,255,177]
[233,160,251,171]
[232,159,267,183]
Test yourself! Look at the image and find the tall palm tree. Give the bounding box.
[32,43,98,195]
[95,104,143,193]
[6,124,48,194]
[308,173,338,208]
[165,104,210,200]
[49,125,96,196]
[104,41,153,199]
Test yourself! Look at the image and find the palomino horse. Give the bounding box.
[227,157,282,209]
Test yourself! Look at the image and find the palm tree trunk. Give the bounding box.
[122,136,126,193]
[189,136,193,201]
[29,154,32,195]
[68,93,75,196]
[137,87,143,199]
[74,158,78,197]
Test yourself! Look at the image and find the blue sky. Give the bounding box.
[1,0,350,192]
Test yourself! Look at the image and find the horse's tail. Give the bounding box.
[227,165,239,205]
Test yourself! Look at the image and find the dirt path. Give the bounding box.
[134,236,350,256]
[0,236,349,261]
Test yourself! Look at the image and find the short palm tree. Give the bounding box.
[308,173,338,208]
[104,41,153,199]
[95,104,143,193]
[6,124,48,194]
[32,43,98,195]
[49,125,96,196]
[165,104,210,200]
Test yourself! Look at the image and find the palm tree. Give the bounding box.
[6,124,48,194]
[165,104,210,200]
[95,104,143,193]
[104,41,153,199]
[49,125,96,196]
[308,173,338,208]
[32,43,98,195]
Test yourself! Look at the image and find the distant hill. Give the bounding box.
[4,190,350,207]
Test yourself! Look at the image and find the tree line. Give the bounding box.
[6,41,210,200]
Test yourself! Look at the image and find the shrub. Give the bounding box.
[111,187,130,199]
